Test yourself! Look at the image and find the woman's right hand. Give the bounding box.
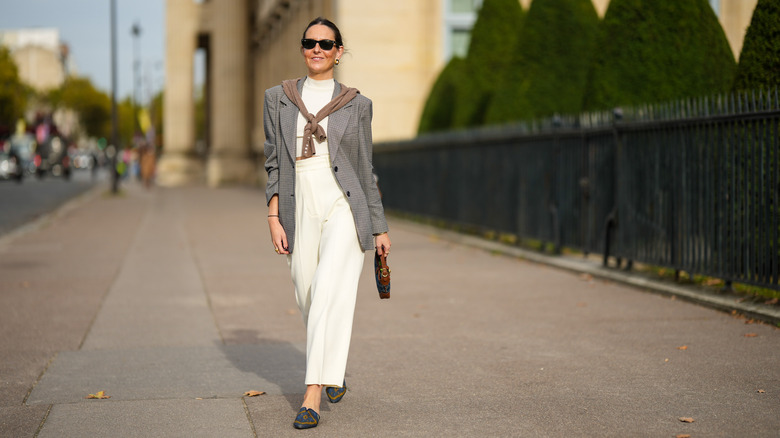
[268,217,289,254]
[267,195,289,254]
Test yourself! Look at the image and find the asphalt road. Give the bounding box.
[0,168,108,236]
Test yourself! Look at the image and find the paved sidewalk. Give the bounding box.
[1,182,778,437]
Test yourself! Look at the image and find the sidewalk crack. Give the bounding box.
[242,397,259,438]
[182,201,226,346]
[32,403,53,438]
[23,351,58,405]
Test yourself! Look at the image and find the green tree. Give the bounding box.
[418,57,467,134]
[733,0,780,91]
[452,0,525,128]
[0,47,28,130]
[118,97,135,146]
[150,90,163,143]
[49,77,111,138]
[487,0,599,124]
[582,0,736,111]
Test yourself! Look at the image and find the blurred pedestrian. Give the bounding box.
[139,143,156,189]
[90,152,98,181]
[263,16,391,430]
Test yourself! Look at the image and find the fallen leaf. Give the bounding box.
[576,302,587,307]
[757,389,766,393]
[677,345,688,350]
[286,309,297,315]
[703,278,721,286]
[664,358,670,362]
[196,397,203,400]
[676,434,692,438]
[745,319,755,324]
[765,297,779,305]
[744,333,758,338]
[678,417,695,423]
[85,391,110,399]
[579,273,593,281]
[244,390,265,397]
[20,281,30,288]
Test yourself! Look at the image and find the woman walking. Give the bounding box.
[263,17,391,429]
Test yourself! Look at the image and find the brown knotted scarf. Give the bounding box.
[282,78,359,158]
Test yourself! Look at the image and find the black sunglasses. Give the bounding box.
[301,38,338,51]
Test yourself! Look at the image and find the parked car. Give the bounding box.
[9,132,36,174]
[0,143,23,182]
[34,136,71,179]
[71,150,96,170]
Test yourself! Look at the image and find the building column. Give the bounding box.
[205,0,256,186]
[157,0,203,186]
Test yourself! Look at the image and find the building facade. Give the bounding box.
[160,0,757,187]
[0,28,70,92]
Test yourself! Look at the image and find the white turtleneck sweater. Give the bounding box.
[296,77,335,158]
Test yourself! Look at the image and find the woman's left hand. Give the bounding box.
[375,233,391,257]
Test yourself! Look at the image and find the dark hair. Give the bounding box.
[302,17,344,48]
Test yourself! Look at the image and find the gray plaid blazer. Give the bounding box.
[263,78,389,253]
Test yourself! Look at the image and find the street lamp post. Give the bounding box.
[131,22,142,135]
[131,22,142,183]
[110,0,120,194]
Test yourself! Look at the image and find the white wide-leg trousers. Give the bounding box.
[287,155,365,386]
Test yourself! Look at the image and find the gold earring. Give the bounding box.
[335,58,340,65]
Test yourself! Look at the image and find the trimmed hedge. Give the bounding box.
[582,0,736,111]
[486,0,599,124]
[452,0,524,128]
[418,57,466,134]
[733,0,780,91]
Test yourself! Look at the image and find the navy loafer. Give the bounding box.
[293,407,320,429]
[326,380,347,403]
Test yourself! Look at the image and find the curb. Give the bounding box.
[392,219,780,326]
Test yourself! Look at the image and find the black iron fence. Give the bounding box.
[374,89,780,291]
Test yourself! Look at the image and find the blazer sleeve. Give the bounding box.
[357,97,389,235]
[263,88,280,206]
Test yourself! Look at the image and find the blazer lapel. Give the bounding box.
[327,80,354,157]
[280,78,304,162]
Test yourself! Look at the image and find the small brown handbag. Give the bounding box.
[374,251,391,299]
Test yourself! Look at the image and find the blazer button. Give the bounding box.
[346,191,351,197]
[334,166,338,172]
